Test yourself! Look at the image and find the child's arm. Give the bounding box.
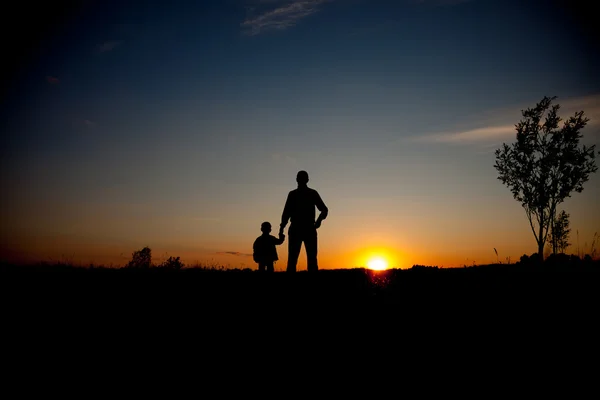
[273,233,285,245]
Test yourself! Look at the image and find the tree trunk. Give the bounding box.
[538,209,545,262]
[552,223,557,255]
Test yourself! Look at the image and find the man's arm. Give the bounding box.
[280,192,292,234]
[314,190,328,228]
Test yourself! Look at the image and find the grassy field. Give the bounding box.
[2,259,598,364]
[2,258,599,307]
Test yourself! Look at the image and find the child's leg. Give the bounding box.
[266,262,274,273]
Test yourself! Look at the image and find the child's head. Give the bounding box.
[260,222,272,234]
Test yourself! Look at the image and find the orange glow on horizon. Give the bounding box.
[9,229,598,270]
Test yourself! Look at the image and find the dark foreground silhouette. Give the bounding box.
[2,259,599,309]
[2,259,598,365]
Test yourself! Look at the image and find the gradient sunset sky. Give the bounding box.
[1,0,599,269]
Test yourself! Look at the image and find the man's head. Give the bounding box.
[296,170,309,186]
[261,222,272,234]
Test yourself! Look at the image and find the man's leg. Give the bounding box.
[305,229,318,272]
[287,229,302,273]
[258,263,266,272]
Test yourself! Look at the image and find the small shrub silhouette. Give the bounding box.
[126,247,152,268]
[159,256,184,270]
[545,252,570,266]
[529,253,542,265]
[410,264,439,270]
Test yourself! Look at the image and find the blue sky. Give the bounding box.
[1,0,599,268]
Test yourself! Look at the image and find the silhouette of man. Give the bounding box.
[279,170,328,272]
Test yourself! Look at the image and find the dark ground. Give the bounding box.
[1,261,598,380]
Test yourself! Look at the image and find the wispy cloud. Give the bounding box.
[83,119,95,127]
[411,94,600,145]
[46,76,59,84]
[97,40,122,53]
[415,125,514,144]
[242,0,331,35]
[216,251,253,257]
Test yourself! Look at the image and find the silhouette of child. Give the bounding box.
[253,222,285,272]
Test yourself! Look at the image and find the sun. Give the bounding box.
[367,257,388,271]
